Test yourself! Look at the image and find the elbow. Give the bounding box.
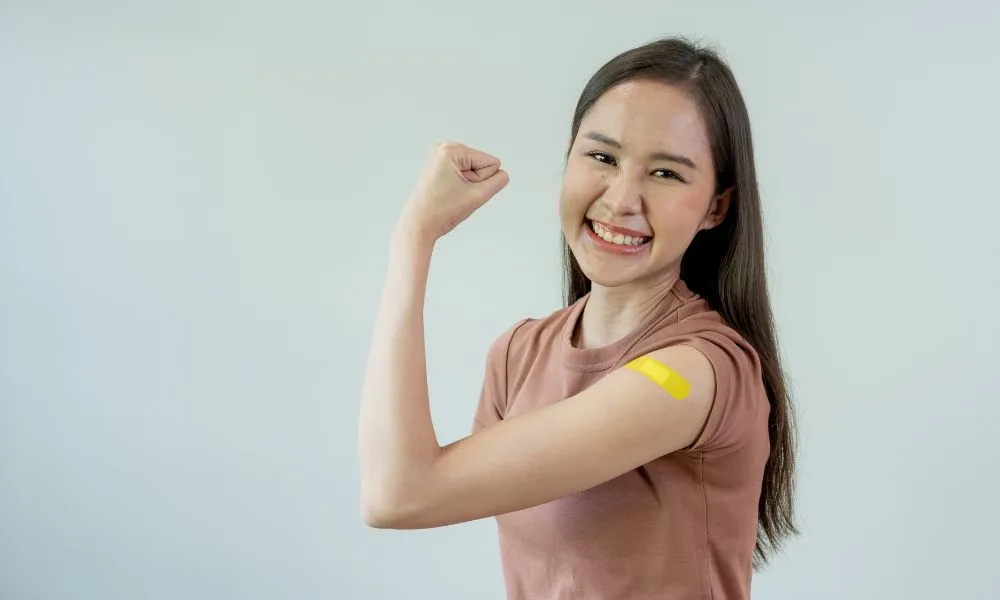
[360,457,444,529]
[362,497,401,529]
[360,482,394,528]
[361,488,423,529]
[362,506,389,529]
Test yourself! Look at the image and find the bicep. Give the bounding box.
[420,344,715,527]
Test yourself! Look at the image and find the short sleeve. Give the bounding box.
[472,319,529,433]
[683,330,768,454]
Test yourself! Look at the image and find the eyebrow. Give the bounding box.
[584,131,698,170]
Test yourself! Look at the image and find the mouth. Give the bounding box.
[584,219,652,252]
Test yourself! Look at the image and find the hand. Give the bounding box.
[398,142,509,243]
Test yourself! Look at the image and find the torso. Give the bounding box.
[481,281,770,600]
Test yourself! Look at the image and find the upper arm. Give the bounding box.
[411,344,716,528]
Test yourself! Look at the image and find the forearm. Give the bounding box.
[359,228,442,524]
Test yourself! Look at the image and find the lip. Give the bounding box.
[583,221,650,255]
[588,219,651,239]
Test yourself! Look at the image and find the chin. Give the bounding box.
[589,264,649,286]
[573,252,647,289]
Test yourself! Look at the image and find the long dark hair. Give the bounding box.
[562,37,797,567]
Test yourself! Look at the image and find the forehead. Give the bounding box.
[579,80,711,156]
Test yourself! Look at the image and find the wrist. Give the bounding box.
[391,211,437,257]
[385,225,434,300]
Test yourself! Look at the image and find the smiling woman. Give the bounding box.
[359,36,797,600]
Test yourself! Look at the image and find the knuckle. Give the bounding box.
[437,141,463,154]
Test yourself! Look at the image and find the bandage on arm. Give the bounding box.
[624,356,692,400]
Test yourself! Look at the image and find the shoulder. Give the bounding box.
[486,300,580,362]
[656,290,762,369]
[677,313,763,394]
[634,295,768,454]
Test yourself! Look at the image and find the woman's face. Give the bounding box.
[559,80,730,292]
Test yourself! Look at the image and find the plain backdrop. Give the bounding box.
[2,1,999,598]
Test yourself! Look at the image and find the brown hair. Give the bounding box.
[562,37,797,567]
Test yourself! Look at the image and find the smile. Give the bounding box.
[586,219,651,248]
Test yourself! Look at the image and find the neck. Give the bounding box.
[573,272,680,349]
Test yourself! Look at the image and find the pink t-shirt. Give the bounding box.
[473,280,770,600]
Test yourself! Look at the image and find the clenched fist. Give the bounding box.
[398,142,510,243]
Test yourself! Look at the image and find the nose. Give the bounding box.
[601,171,643,216]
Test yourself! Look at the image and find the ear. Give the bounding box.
[701,187,734,231]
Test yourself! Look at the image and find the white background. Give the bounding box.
[2,1,998,598]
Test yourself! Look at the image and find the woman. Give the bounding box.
[359,37,797,599]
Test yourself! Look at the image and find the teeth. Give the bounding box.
[591,221,647,246]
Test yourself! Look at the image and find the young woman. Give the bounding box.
[359,37,797,600]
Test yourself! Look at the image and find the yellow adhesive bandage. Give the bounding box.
[624,356,691,400]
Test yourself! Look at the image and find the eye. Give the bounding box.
[586,151,617,166]
[652,168,685,182]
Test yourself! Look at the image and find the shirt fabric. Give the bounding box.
[473,279,770,600]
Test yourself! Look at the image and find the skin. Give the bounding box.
[563,80,732,348]
[359,80,733,529]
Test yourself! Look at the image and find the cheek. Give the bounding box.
[559,164,599,217]
[648,192,709,238]
[558,191,586,238]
